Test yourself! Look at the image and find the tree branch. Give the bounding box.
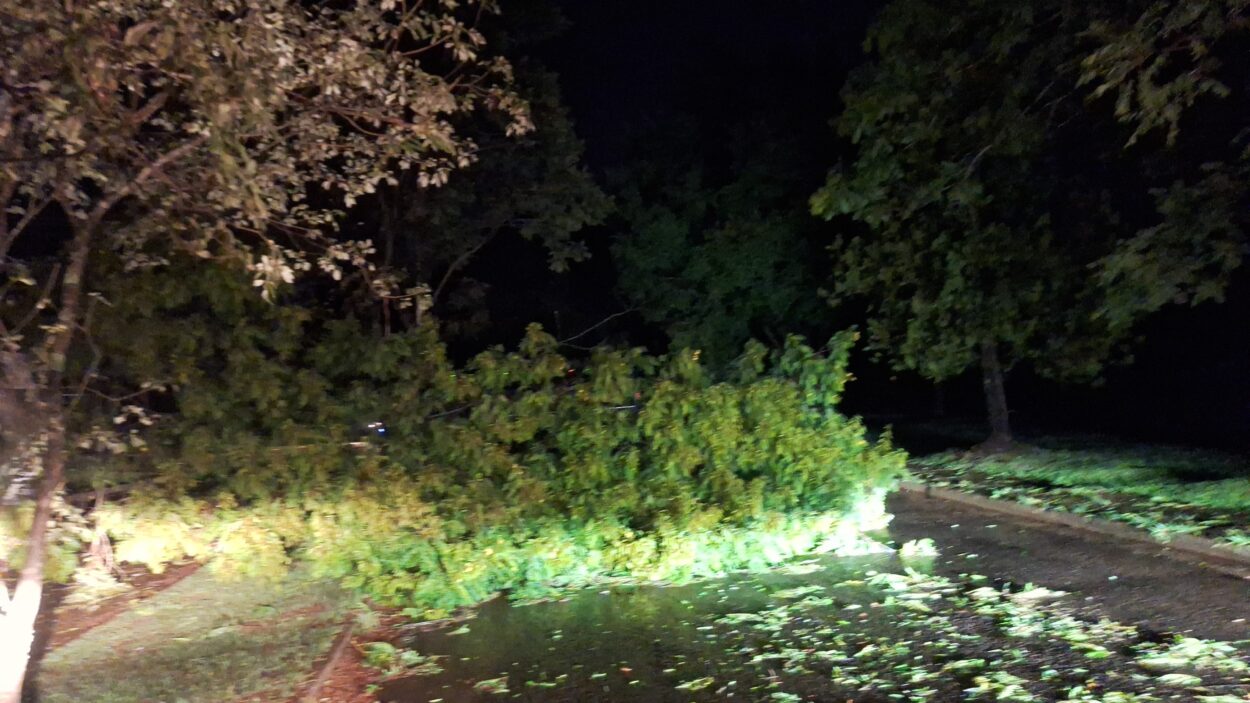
[89,133,210,222]
[559,308,639,347]
[431,229,499,308]
[9,263,60,337]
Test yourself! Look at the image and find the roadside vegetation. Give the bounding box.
[3,315,902,621]
[909,439,1250,551]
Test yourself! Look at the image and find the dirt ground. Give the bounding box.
[887,490,1250,641]
[309,648,378,703]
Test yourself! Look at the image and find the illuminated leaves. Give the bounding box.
[0,0,532,295]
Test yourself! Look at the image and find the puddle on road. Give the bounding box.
[377,553,903,703]
[375,539,1250,703]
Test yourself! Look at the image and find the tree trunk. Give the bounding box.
[0,218,92,703]
[0,421,65,703]
[979,339,1012,452]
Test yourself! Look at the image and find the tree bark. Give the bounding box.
[0,217,93,703]
[979,339,1012,452]
[0,422,65,703]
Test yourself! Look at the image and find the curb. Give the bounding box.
[896,481,1250,577]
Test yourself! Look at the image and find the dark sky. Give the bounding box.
[537,0,879,168]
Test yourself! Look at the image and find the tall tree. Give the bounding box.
[812,0,1248,448]
[812,0,1095,448]
[0,1,529,698]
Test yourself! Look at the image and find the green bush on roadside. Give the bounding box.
[79,324,902,617]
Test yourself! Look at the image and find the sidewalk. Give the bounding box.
[33,568,353,703]
[888,490,1250,641]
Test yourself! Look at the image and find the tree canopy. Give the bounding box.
[613,127,832,368]
[811,0,1247,446]
[1080,0,1249,330]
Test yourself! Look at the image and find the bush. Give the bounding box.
[98,480,896,619]
[77,300,903,615]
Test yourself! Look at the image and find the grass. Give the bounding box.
[36,567,354,703]
[908,438,1250,549]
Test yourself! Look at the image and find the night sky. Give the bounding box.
[538,0,876,169]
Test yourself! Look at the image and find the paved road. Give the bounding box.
[887,490,1250,641]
